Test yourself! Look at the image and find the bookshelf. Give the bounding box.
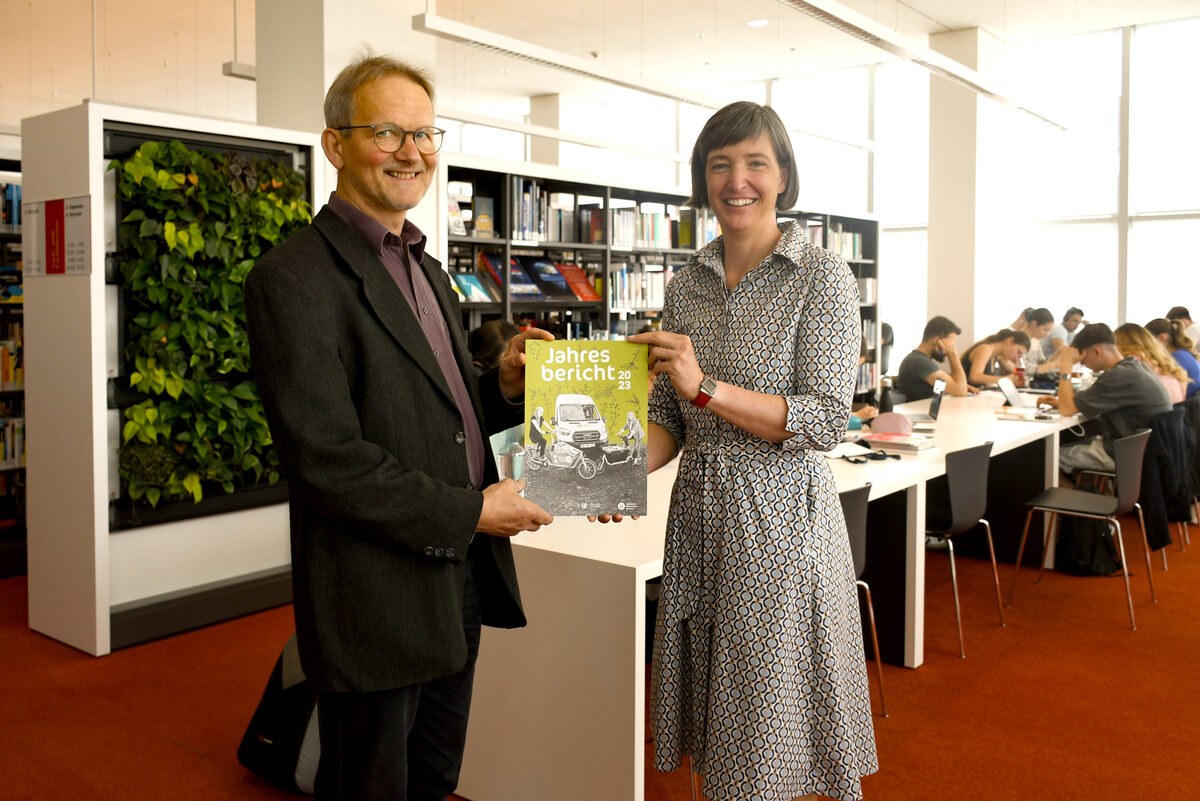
[433,156,882,399]
[21,101,323,656]
[0,181,23,577]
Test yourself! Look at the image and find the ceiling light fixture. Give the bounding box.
[746,19,770,28]
[775,0,1065,129]
[221,0,255,80]
[411,12,874,151]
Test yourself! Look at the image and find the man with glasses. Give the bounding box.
[245,54,553,800]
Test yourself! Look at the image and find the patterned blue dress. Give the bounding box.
[649,221,878,801]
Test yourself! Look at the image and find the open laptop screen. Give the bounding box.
[928,378,946,419]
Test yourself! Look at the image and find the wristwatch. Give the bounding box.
[692,375,718,408]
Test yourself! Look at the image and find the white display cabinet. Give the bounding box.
[22,101,323,656]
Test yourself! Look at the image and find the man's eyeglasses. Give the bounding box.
[339,123,446,155]
[841,450,901,465]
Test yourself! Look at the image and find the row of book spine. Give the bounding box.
[610,265,676,311]
[829,222,864,260]
[0,417,23,469]
[0,184,21,227]
[510,178,606,244]
[611,208,682,250]
[857,277,877,304]
[855,362,878,394]
[0,339,21,391]
[862,318,877,345]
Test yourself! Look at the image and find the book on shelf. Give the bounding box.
[474,266,502,301]
[554,263,602,302]
[519,257,576,300]
[453,272,493,302]
[447,198,468,236]
[828,222,864,260]
[0,340,21,392]
[856,276,877,304]
[860,432,933,452]
[473,196,495,238]
[0,184,20,227]
[0,416,23,469]
[0,268,22,303]
[523,339,648,517]
[478,253,545,300]
[610,263,674,310]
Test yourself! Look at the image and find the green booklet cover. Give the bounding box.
[523,340,648,517]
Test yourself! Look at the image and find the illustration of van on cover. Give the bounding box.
[523,340,648,517]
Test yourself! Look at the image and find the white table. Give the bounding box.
[457,392,1078,801]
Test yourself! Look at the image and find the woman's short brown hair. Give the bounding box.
[323,53,436,130]
[687,101,797,210]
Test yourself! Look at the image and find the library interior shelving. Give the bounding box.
[16,109,880,657]
[433,154,882,400]
[0,166,24,578]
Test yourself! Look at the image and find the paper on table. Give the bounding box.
[825,441,874,459]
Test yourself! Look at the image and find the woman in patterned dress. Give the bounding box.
[628,102,878,800]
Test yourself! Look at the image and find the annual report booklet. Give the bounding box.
[523,340,648,517]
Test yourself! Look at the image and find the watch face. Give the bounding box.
[700,376,717,396]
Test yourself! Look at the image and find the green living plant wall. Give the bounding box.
[110,140,311,509]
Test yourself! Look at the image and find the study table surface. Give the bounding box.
[457,391,1077,801]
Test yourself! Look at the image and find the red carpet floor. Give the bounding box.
[2,514,1197,800]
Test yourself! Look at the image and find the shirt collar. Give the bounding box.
[327,192,427,263]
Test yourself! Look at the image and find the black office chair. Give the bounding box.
[925,440,1004,659]
[839,484,887,717]
[1007,429,1151,630]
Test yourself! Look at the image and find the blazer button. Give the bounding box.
[434,547,445,557]
[454,432,466,444]
[424,546,434,555]
[446,547,456,558]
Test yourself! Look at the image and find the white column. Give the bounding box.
[927,28,1005,343]
[530,93,562,166]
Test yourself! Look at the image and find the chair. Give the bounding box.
[925,441,1004,659]
[1007,429,1151,630]
[839,484,887,717]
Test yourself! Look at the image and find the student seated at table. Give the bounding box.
[1008,307,1055,382]
[1038,323,1172,472]
[895,315,976,402]
[960,329,1030,387]
[1114,322,1189,403]
[1166,305,1200,347]
[1146,317,1200,399]
[1041,307,1086,362]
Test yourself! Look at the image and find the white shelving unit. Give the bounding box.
[22,101,323,656]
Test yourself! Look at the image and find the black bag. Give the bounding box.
[1054,515,1122,576]
[237,635,321,794]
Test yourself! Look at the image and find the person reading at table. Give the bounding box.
[960,328,1030,387]
[895,315,976,401]
[1038,323,1171,472]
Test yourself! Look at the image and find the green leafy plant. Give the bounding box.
[110,140,311,508]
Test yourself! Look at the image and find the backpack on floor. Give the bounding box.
[1054,515,1122,576]
[237,634,321,794]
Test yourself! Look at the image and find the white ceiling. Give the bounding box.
[428,0,1200,110]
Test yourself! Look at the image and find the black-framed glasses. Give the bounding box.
[841,450,901,465]
[339,123,446,155]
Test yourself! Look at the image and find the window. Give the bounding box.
[1130,18,1200,214]
[999,30,1122,219]
[878,229,927,361]
[1127,218,1200,324]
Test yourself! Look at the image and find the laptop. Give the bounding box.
[905,379,945,430]
[996,376,1058,417]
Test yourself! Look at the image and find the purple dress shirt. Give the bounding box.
[328,193,487,491]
